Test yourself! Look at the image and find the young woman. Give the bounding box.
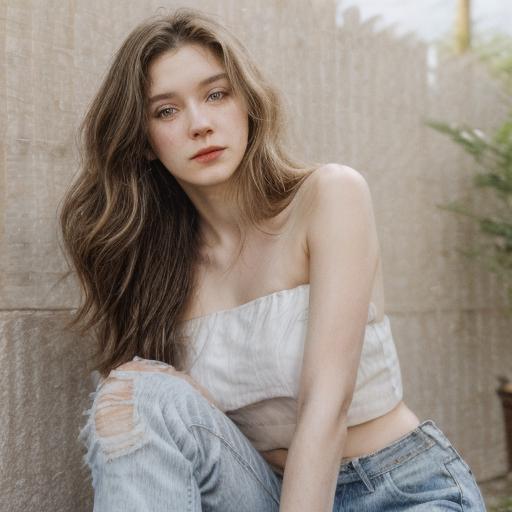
[61,7,486,511]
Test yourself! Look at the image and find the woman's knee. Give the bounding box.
[89,369,205,461]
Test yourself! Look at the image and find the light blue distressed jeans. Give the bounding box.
[79,367,487,511]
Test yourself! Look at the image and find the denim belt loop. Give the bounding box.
[351,458,375,492]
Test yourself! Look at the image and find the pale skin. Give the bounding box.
[114,43,421,511]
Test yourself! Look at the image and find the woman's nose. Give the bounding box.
[188,104,214,138]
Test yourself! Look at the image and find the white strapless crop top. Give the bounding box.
[180,283,403,452]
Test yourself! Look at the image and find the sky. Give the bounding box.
[336,0,512,45]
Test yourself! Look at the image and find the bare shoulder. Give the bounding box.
[293,163,372,259]
[297,163,370,217]
[313,162,368,187]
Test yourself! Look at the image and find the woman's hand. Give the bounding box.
[110,356,223,411]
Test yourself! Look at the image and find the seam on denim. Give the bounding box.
[444,459,465,511]
[421,424,472,473]
[188,467,193,512]
[446,445,474,475]
[421,423,452,450]
[369,441,436,479]
[352,458,376,492]
[347,426,434,466]
[188,422,280,505]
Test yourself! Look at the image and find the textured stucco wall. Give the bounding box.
[1,0,511,510]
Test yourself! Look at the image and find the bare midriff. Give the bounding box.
[258,400,421,476]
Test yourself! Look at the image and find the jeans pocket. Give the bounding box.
[383,453,462,506]
[444,456,487,511]
[447,445,475,476]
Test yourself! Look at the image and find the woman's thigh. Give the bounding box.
[80,369,486,512]
[332,419,486,511]
[79,369,283,512]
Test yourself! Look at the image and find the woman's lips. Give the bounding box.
[193,148,225,163]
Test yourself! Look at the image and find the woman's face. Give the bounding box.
[145,44,249,188]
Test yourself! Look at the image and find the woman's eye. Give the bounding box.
[208,90,227,101]
[156,107,177,119]
[156,91,228,119]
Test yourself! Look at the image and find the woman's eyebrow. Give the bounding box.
[148,72,228,104]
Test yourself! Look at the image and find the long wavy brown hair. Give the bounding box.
[59,7,320,378]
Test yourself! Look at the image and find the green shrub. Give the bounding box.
[425,35,512,315]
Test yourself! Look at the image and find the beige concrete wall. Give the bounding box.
[1,0,510,510]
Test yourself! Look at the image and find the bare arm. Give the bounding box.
[278,165,380,512]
